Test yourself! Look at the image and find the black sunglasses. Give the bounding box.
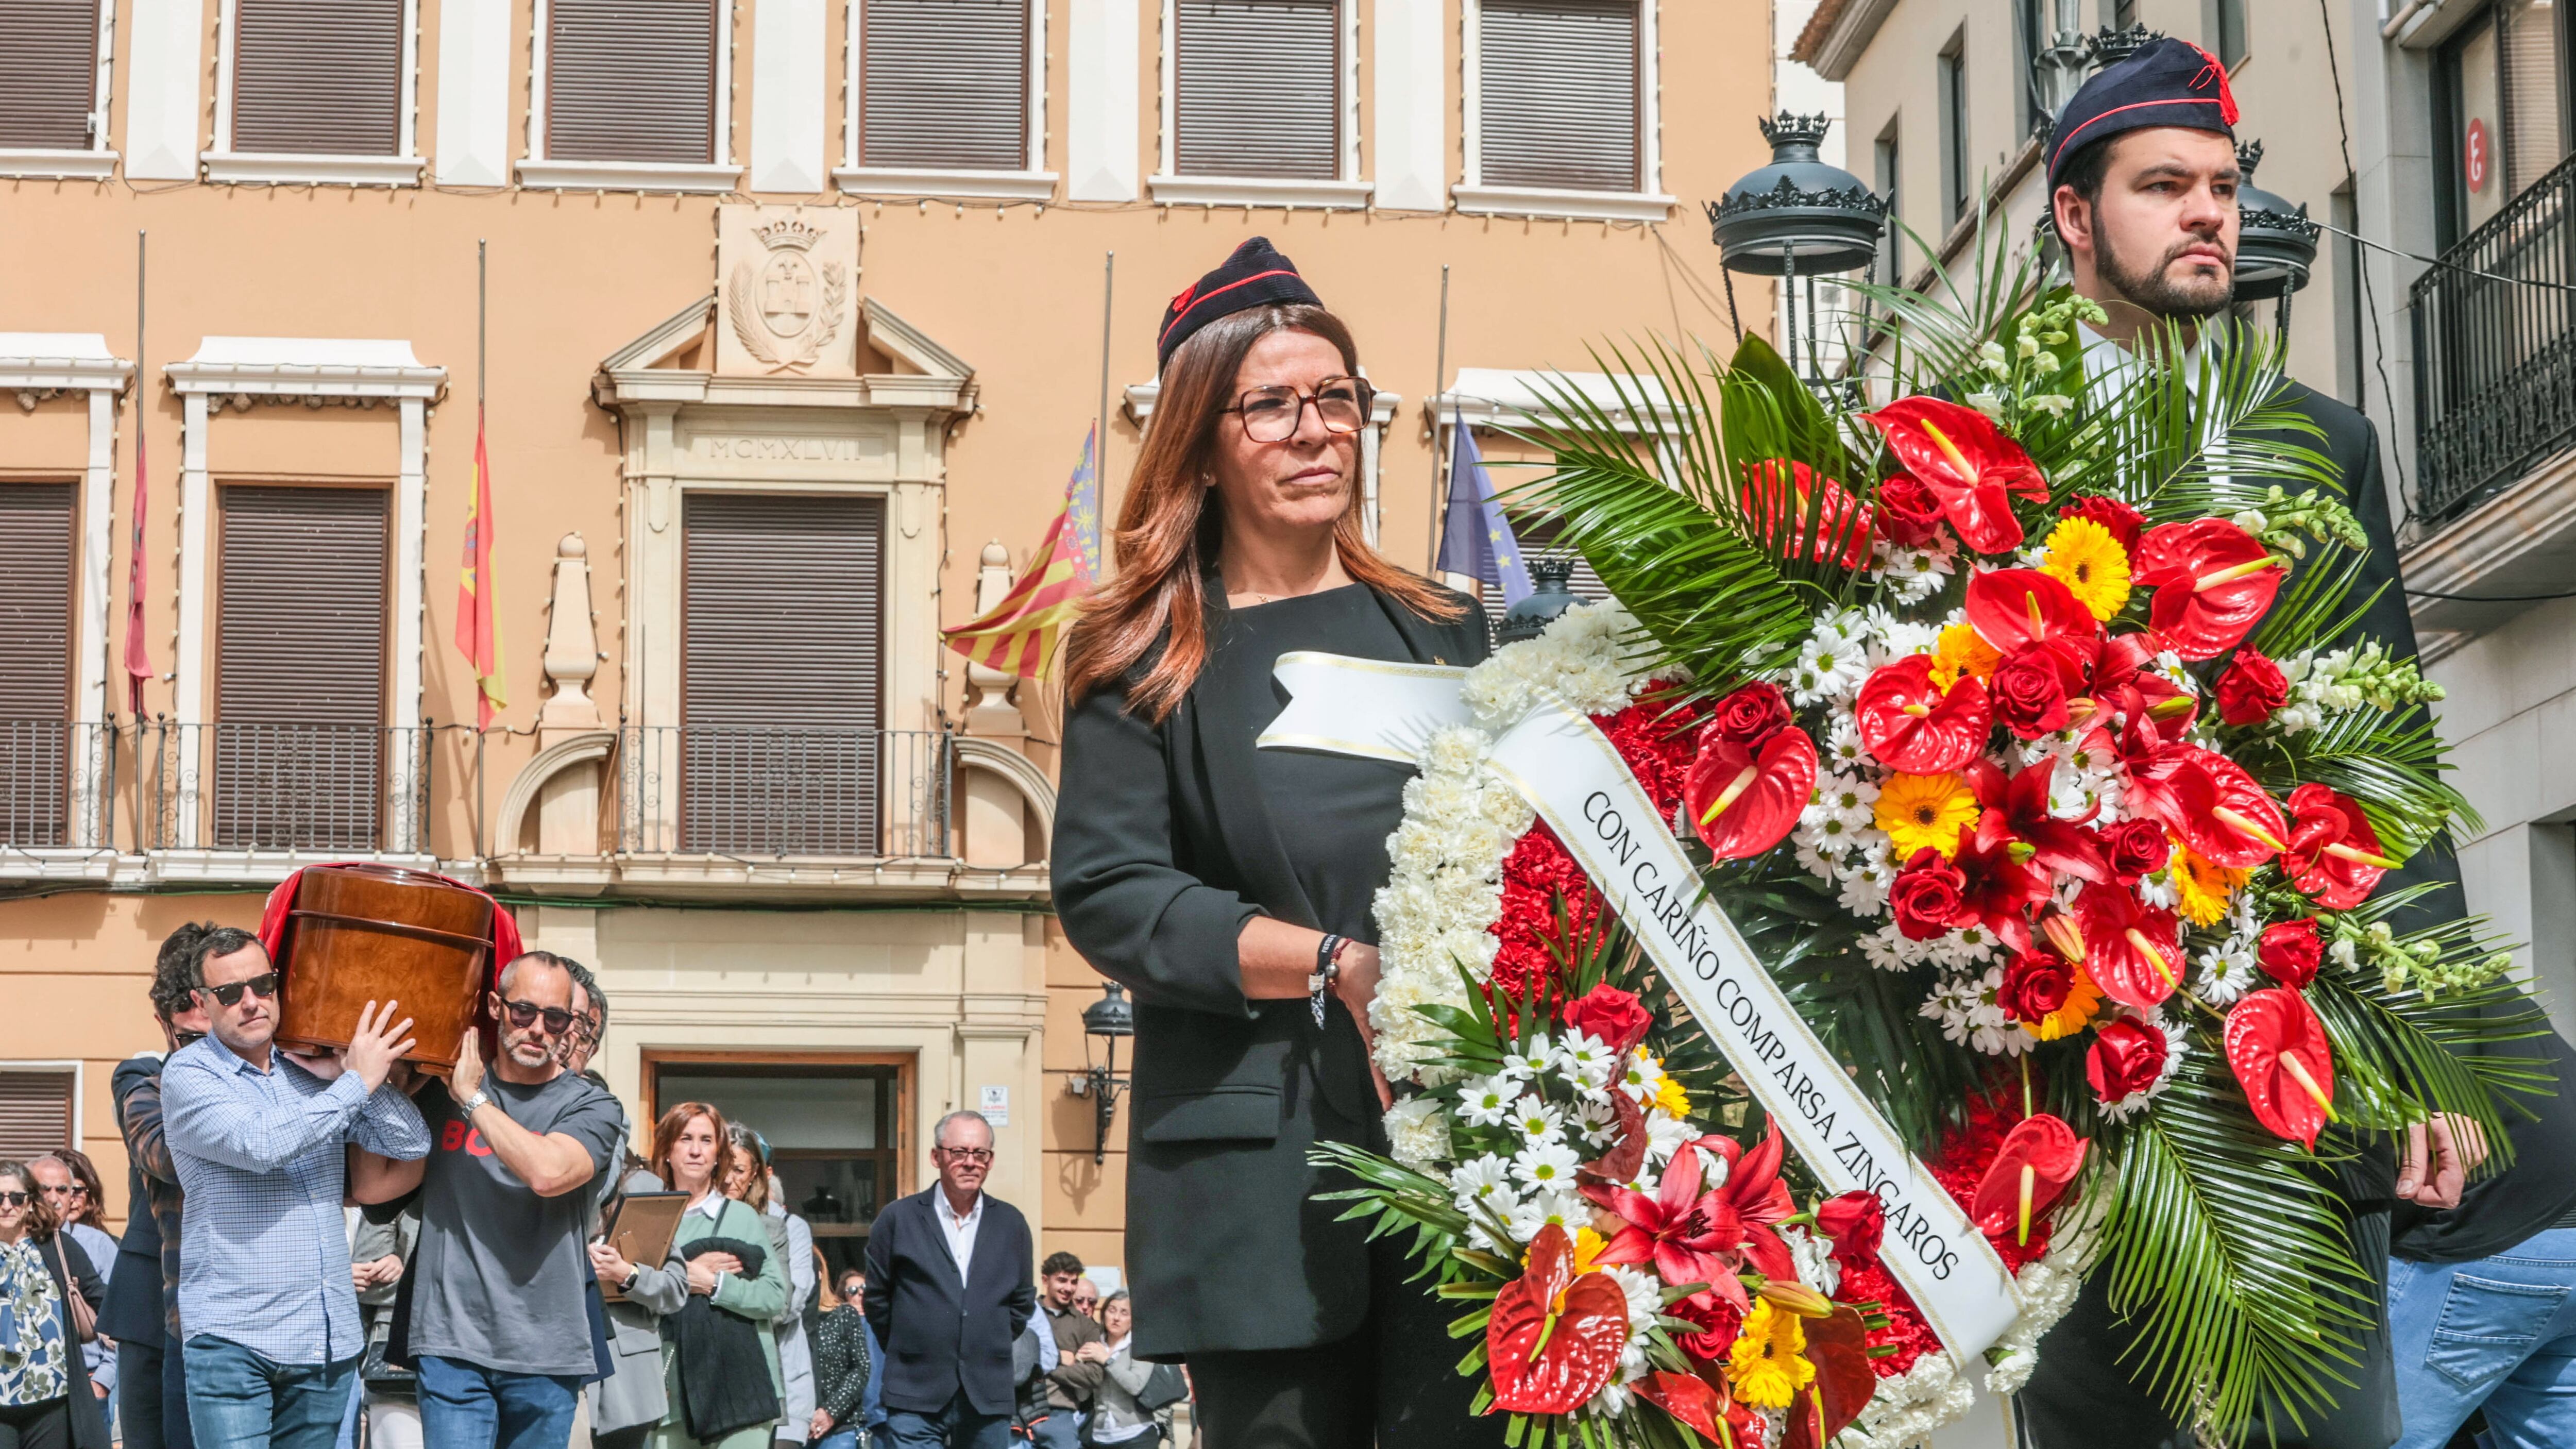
[498,998,578,1035]
[200,972,280,1007]
[0,1192,28,1208]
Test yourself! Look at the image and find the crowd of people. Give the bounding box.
[0,923,1183,1449]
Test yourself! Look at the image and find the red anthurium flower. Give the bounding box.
[1962,759,2112,884]
[1741,459,1875,569]
[1855,655,1993,773]
[1970,1114,2089,1246]
[1952,811,2056,954]
[2225,987,2338,1150]
[1636,1371,1730,1444]
[1965,568,2100,655]
[1486,1222,1634,1414]
[1582,1137,1748,1305]
[2131,745,2287,870]
[2282,782,2398,909]
[2132,519,2285,660]
[1686,727,1818,860]
[2074,882,2185,1011]
[1859,397,2048,553]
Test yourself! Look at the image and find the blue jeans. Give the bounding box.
[1026,1411,1080,1449]
[2390,1227,2576,1449]
[181,1336,355,1449]
[413,1354,581,1449]
[815,1431,866,1449]
[881,1394,1010,1449]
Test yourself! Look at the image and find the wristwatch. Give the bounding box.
[460,1089,492,1118]
[620,1267,641,1293]
[1309,934,1349,1029]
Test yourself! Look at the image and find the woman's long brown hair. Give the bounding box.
[1062,303,1464,720]
[649,1102,730,1193]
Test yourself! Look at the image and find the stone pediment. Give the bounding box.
[594,292,975,413]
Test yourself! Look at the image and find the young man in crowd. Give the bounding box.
[162,927,429,1448]
[1032,1253,1103,1448]
[404,949,625,1448]
[103,924,216,1449]
[863,1110,1033,1449]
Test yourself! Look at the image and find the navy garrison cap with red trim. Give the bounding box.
[2047,37,2241,191]
[1156,237,1324,374]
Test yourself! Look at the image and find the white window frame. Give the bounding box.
[202,0,426,184]
[518,0,746,193]
[0,0,122,178]
[1148,0,1373,209]
[0,1063,85,1150]
[1452,0,1674,221]
[835,0,1057,199]
[1124,375,1399,543]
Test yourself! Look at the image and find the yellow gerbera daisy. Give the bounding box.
[2170,841,2251,926]
[1926,622,2004,691]
[1652,1073,1692,1120]
[2025,966,2107,1041]
[1874,772,1980,860]
[2041,515,2133,621]
[1727,1300,1818,1410]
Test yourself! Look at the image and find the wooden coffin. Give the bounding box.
[274,863,493,1079]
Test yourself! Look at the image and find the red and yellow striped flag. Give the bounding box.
[943,434,1099,680]
[453,405,506,726]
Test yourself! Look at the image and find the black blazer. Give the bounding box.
[860,1188,1035,1417]
[98,1055,164,1347]
[1051,582,1490,1358]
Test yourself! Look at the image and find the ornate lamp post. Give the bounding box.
[1066,981,1133,1164]
[2232,140,2322,337]
[1707,114,1887,381]
[1495,555,1583,645]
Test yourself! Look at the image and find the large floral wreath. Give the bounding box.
[1320,271,2549,1448]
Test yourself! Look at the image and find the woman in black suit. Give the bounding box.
[1051,239,1499,1448]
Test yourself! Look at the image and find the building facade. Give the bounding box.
[0,0,1772,1285]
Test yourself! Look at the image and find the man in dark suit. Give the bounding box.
[862,1110,1035,1449]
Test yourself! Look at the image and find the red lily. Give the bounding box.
[1970,1113,2089,1245]
[2281,783,2397,909]
[1965,568,2102,654]
[2131,519,2284,660]
[1952,810,2056,953]
[1583,1137,1748,1304]
[1741,459,1875,569]
[1714,1125,1799,1283]
[1854,655,1992,773]
[1963,758,2112,884]
[2129,744,2287,871]
[1858,397,2048,553]
[1686,727,1818,860]
[2073,882,2185,1011]
[1486,1223,1632,1414]
[2224,987,2338,1150]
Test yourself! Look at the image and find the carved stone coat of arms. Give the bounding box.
[715,207,858,377]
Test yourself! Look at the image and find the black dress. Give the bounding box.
[1052,581,1502,1449]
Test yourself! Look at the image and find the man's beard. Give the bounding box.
[2098,227,2233,321]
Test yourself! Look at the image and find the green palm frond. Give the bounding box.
[2232,709,2479,858]
[2096,1056,2377,1438]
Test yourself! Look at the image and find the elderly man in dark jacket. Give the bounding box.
[860,1112,1033,1449]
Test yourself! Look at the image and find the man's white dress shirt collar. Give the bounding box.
[934,1186,984,1286]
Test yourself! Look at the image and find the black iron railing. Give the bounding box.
[141,721,432,853]
[2412,153,2576,523]
[616,726,954,858]
[0,721,114,848]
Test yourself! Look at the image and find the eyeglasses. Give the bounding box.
[935,1147,994,1164]
[499,998,578,1036]
[200,972,280,1007]
[0,1192,28,1208]
[36,1185,77,1199]
[1219,376,1374,443]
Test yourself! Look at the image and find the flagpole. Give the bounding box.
[475,239,488,857]
[127,231,146,850]
[1426,263,1450,572]
[1097,250,1114,566]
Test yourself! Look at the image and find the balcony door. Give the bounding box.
[0,484,75,846]
[213,484,390,849]
[679,492,886,855]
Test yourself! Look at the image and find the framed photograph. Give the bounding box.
[600,1191,688,1302]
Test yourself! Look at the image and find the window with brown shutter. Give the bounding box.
[547,0,721,165]
[859,0,1030,171]
[681,493,884,855]
[0,0,101,151]
[1479,0,1640,193]
[1174,0,1340,180]
[214,485,389,849]
[0,1071,74,1161]
[0,485,75,848]
[229,0,406,156]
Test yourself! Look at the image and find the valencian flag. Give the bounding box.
[454,406,506,726]
[942,427,1100,679]
[1435,425,1533,604]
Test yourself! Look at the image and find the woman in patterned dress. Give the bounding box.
[0,1159,107,1449]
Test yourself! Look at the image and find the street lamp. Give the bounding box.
[1066,981,1133,1164]
[1496,555,1583,646]
[2231,140,2321,337]
[1708,113,1887,381]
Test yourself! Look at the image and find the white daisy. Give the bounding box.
[2195,944,2260,1006]
[1643,1108,1701,1163]
[1507,1097,1569,1147]
[1553,1032,1617,1090]
[1571,1095,1623,1150]
[1497,1034,1555,1082]
[1822,715,1871,772]
[1454,1073,1523,1128]
[1614,1051,1668,1105]
[1921,973,1980,1044]
[1449,1152,1518,1214]
[1511,1142,1584,1195]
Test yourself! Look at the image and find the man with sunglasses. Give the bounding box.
[162,926,431,1449]
[402,949,625,1449]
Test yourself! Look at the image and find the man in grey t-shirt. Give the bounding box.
[409,950,624,1448]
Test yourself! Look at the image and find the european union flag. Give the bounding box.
[1434,425,1533,605]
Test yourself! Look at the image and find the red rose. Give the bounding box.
[1998,950,2076,1025]
[2106,818,2172,882]
[1560,982,1655,1053]
[1889,849,1972,940]
[2258,918,2324,989]
[2059,495,2145,555]
[1706,681,1792,750]
[1989,646,2073,739]
[1876,474,1947,547]
[2214,648,2290,726]
[2087,1017,2170,1104]
[1815,1190,1885,1269]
